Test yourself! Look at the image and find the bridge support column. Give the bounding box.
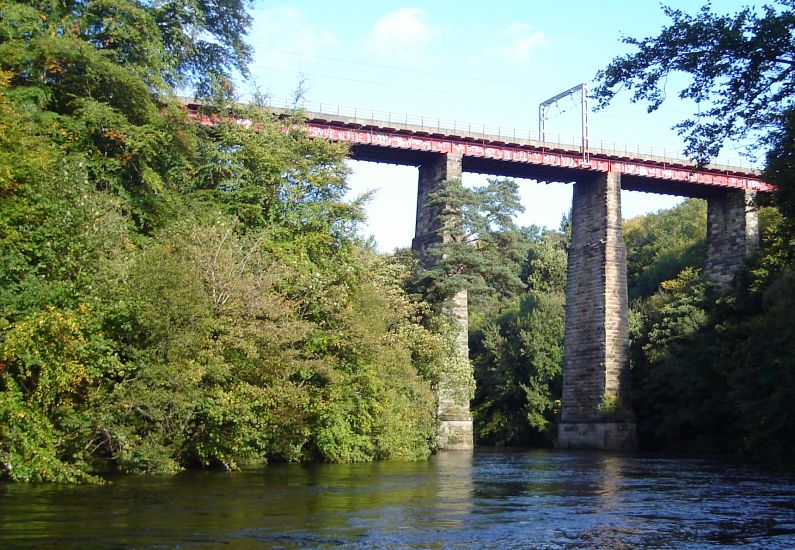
[558,171,637,450]
[705,190,760,291]
[412,153,473,451]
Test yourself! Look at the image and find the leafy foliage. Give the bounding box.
[627,202,795,464]
[418,178,528,309]
[597,1,795,465]
[594,1,795,163]
[764,107,795,222]
[472,290,564,446]
[0,0,453,482]
[624,199,707,300]
[152,0,254,97]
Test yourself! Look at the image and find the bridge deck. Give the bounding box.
[185,100,771,197]
[294,110,769,197]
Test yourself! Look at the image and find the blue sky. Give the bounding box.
[245,1,760,251]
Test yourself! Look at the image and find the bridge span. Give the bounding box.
[296,108,769,197]
[188,101,771,452]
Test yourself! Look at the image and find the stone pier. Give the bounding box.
[412,153,474,451]
[705,190,760,290]
[558,171,637,450]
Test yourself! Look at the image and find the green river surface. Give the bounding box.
[2,448,795,548]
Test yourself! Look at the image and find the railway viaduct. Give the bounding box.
[190,101,771,451]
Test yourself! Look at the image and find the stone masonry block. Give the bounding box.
[705,190,760,291]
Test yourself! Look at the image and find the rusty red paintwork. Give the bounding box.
[185,107,771,193]
[305,124,771,193]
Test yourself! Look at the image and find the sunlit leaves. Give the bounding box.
[150,0,253,97]
[624,198,707,300]
[1,306,121,415]
[0,0,457,482]
[470,230,567,447]
[594,2,795,163]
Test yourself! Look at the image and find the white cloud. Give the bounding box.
[494,22,547,63]
[366,8,435,63]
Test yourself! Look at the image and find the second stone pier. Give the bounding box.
[412,152,474,451]
[558,171,637,450]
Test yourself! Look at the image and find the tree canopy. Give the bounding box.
[416,177,528,310]
[594,1,795,165]
[586,2,795,464]
[0,0,460,482]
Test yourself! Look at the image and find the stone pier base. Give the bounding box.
[557,421,637,450]
[438,414,474,451]
[436,288,474,451]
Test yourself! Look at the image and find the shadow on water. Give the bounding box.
[2,449,795,548]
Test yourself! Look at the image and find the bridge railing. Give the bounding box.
[262,96,758,172]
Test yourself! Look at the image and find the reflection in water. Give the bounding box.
[432,450,475,528]
[2,449,795,548]
[598,454,622,507]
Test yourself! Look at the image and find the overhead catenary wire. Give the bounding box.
[246,51,760,167]
[255,47,560,91]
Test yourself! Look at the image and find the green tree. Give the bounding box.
[189,101,361,245]
[593,1,795,244]
[470,230,567,446]
[764,107,795,225]
[623,201,795,460]
[418,177,529,310]
[0,0,461,483]
[594,1,795,164]
[596,1,795,463]
[624,199,707,299]
[0,0,257,230]
[152,0,254,96]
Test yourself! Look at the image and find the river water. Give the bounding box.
[2,449,795,548]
